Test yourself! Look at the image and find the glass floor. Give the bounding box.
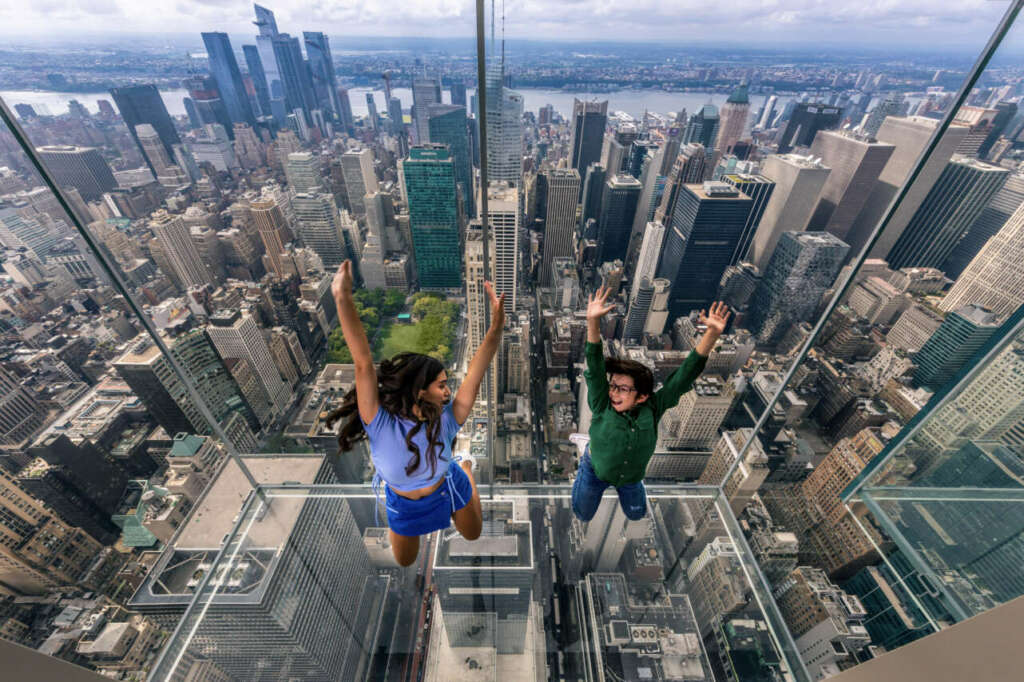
[134,459,807,681]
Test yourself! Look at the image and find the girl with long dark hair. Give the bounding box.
[326,260,505,566]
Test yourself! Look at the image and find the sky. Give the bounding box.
[0,0,1016,51]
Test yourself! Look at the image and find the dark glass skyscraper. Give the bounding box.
[777,102,843,153]
[242,44,272,118]
[721,173,775,265]
[402,145,462,289]
[201,32,256,127]
[596,174,641,266]
[272,34,317,121]
[746,231,849,345]
[427,104,472,216]
[109,84,181,165]
[303,32,340,118]
[569,99,608,180]
[660,182,752,317]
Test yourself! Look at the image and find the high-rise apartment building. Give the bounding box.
[885,156,1008,270]
[596,174,642,266]
[750,154,830,271]
[777,102,843,153]
[698,429,769,515]
[913,304,1000,390]
[687,537,749,636]
[569,99,608,176]
[747,231,850,345]
[200,32,256,127]
[807,131,895,255]
[149,210,215,289]
[539,168,581,285]
[403,145,462,289]
[658,376,736,450]
[659,182,752,317]
[110,84,181,168]
[941,199,1024,319]
[36,145,116,201]
[207,310,289,414]
[427,104,473,215]
[488,182,519,309]
[886,303,944,354]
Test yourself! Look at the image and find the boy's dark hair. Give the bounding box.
[605,357,654,397]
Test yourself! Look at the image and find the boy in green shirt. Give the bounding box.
[571,285,730,521]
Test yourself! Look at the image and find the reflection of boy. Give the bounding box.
[571,287,730,521]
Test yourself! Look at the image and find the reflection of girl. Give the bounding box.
[326,260,505,566]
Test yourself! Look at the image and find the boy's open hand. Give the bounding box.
[698,301,731,336]
[587,285,615,321]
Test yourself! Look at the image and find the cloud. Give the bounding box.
[0,0,1013,49]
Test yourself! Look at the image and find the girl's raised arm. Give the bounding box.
[332,260,379,425]
[452,282,505,425]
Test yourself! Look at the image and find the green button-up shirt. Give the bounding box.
[584,341,707,485]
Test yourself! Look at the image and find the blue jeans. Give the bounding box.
[571,451,647,522]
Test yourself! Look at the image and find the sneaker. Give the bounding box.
[453,453,478,473]
[569,433,590,457]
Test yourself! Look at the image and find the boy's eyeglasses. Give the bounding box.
[609,383,637,395]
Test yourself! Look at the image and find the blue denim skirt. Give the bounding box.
[384,461,473,537]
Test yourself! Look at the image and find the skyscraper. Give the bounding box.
[340,148,378,216]
[250,197,292,278]
[149,210,215,289]
[750,154,830,271]
[201,32,256,127]
[0,365,48,447]
[913,304,1000,390]
[270,34,317,123]
[242,44,272,118]
[685,104,720,151]
[941,199,1024,319]
[303,31,340,118]
[630,220,666,303]
[777,102,843,153]
[365,93,378,130]
[114,335,259,451]
[659,182,753,317]
[284,152,324,193]
[291,192,346,268]
[427,104,473,215]
[569,99,608,176]
[539,168,581,286]
[412,76,441,144]
[486,67,524,184]
[207,309,289,414]
[36,145,116,201]
[336,87,355,133]
[403,145,462,289]
[110,84,181,165]
[807,131,895,255]
[135,123,175,174]
[715,83,751,157]
[746,231,850,345]
[721,173,775,265]
[488,182,520,309]
[942,172,1024,279]
[596,174,642,266]
[885,156,1008,270]
[450,81,467,109]
[624,277,655,342]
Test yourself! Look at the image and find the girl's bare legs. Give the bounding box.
[389,531,420,567]
[452,461,482,541]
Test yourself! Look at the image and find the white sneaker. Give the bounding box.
[454,453,478,473]
[569,433,590,458]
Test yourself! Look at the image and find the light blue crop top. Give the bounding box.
[362,404,463,491]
